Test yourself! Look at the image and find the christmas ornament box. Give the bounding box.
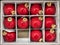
[0,1,60,44]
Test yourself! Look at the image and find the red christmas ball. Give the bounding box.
[30,17,42,28]
[17,3,29,15]
[30,4,42,15]
[45,30,56,42]
[4,17,15,29]
[3,30,16,42]
[30,30,42,42]
[45,17,56,28]
[17,17,29,29]
[3,3,15,15]
[45,2,56,15]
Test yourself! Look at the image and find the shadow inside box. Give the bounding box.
[18,30,29,38]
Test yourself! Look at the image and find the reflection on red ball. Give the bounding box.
[30,30,42,42]
[4,17,15,29]
[45,17,56,28]
[30,4,42,15]
[30,17,42,28]
[17,17,29,29]
[3,31,16,42]
[17,4,29,15]
[45,30,56,42]
[3,4,15,15]
[45,3,56,15]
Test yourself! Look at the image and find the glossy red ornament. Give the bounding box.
[30,17,43,28]
[45,2,56,15]
[45,29,56,42]
[3,3,15,15]
[30,30,42,42]
[30,4,42,15]
[4,17,15,29]
[17,3,29,15]
[17,17,29,29]
[3,30,16,42]
[45,17,56,28]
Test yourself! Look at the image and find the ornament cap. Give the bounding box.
[51,24,56,29]
[39,16,43,21]
[39,10,43,15]
[39,38,43,42]
[50,29,55,33]
[11,10,15,15]
[47,2,51,6]
[2,30,7,36]
[8,17,12,22]
[25,3,29,8]
[23,18,27,22]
